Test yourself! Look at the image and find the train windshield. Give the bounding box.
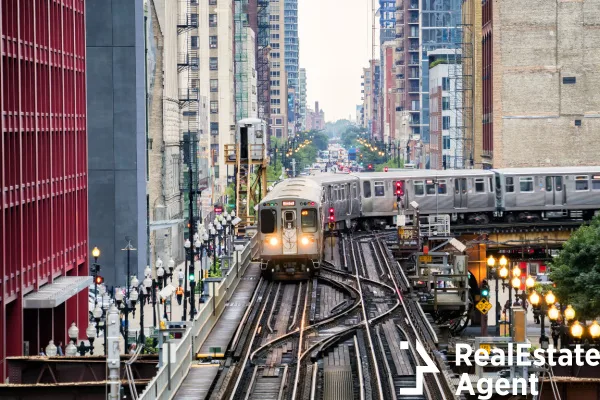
[301,209,317,233]
[260,209,276,233]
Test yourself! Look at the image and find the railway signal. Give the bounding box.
[481,280,490,299]
[94,275,104,285]
[384,167,389,172]
[328,208,335,260]
[395,181,404,201]
[367,164,373,171]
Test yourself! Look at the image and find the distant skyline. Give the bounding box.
[298,0,379,122]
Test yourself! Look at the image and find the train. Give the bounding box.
[257,166,600,280]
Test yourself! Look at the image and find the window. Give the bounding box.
[271,80,280,86]
[426,180,436,195]
[172,155,180,194]
[363,181,372,198]
[275,118,283,125]
[271,89,280,96]
[271,52,280,59]
[209,36,218,48]
[506,177,514,193]
[190,36,198,49]
[270,71,281,77]
[210,122,218,136]
[182,111,196,117]
[272,43,280,49]
[575,176,589,191]
[210,101,218,113]
[442,97,450,110]
[270,24,280,31]
[545,176,553,192]
[563,77,576,84]
[414,181,424,196]
[271,33,280,40]
[270,98,281,105]
[209,0,216,4]
[442,116,450,130]
[190,14,198,26]
[275,128,283,137]
[209,14,217,27]
[209,57,218,70]
[443,136,450,149]
[374,181,385,197]
[475,178,485,193]
[556,176,563,191]
[269,15,280,21]
[271,61,280,68]
[260,209,276,234]
[210,79,218,92]
[520,176,534,192]
[301,209,317,232]
[438,180,447,194]
[442,77,450,91]
[592,176,600,190]
[575,119,582,126]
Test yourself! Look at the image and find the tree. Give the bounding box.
[549,215,600,319]
[311,131,329,151]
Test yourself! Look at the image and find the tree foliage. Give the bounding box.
[549,215,600,319]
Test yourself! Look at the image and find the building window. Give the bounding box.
[442,97,450,110]
[271,33,280,40]
[270,24,280,30]
[270,71,280,77]
[190,36,198,49]
[209,0,216,4]
[271,61,280,69]
[209,57,218,70]
[272,43,280,49]
[209,14,217,27]
[271,52,280,59]
[271,89,280,96]
[276,128,283,137]
[442,77,450,91]
[443,136,450,149]
[210,122,218,135]
[210,79,218,92]
[209,36,218,48]
[275,118,283,125]
[442,116,450,130]
[269,15,280,21]
[172,155,180,194]
[210,101,218,114]
[271,80,280,86]
[182,111,197,117]
[563,77,576,84]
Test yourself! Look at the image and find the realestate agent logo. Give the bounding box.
[399,340,440,395]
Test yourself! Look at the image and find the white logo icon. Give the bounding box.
[398,340,440,395]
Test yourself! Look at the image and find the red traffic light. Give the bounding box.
[329,208,334,214]
[384,167,388,172]
[395,181,404,196]
[94,275,104,285]
[368,164,373,169]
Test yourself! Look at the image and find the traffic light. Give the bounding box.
[189,268,195,282]
[367,164,373,171]
[94,275,104,285]
[384,167,389,172]
[481,280,490,298]
[328,208,335,230]
[395,181,404,200]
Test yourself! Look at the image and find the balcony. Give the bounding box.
[409,58,419,66]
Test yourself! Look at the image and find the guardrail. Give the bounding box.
[138,233,258,400]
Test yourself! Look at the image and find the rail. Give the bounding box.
[137,233,258,400]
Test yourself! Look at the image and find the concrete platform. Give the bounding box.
[173,262,261,399]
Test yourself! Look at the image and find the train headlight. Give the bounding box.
[301,237,310,246]
[269,237,279,246]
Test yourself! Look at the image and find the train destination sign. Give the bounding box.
[282,201,296,206]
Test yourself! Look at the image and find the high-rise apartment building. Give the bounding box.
[1,0,90,377]
[235,2,259,121]
[299,68,307,131]
[382,41,397,144]
[362,60,380,139]
[284,0,299,135]
[269,1,288,139]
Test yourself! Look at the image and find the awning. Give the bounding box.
[23,276,93,309]
[150,219,186,231]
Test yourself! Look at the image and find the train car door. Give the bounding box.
[282,210,298,255]
[545,176,565,206]
[454,178,468,208]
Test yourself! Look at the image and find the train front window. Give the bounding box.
[284,210,296,229]
[260,209,276,234]
[301,209,317,233]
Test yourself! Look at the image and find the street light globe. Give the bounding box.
[529,292,540,306]
[144,265,151,277]
[571,321,584,339]
[499,255,508,267]
[46,340,57,357]
[230,210,236,217]
[545,291,556,305]
[92,247,101,259]
[115,289,124,302]
[130,289,139,302]
[525,276,536,289]
[512,266,521,278]
[487,256,496,267]
[156,257,163,269]
[203,233,209,242]
[157,266,165,278]
[511,276,521,289]
[99,285,106,295]
[168,258,175,270]
[590,321,600,339]
[195,239,202,248]
[65,342,78,356]
[68,322,79,342]
[86,323,97,340]
[565,305,576,321]
[131,276,139,288]
[184,239,191,249]
[93,305,103,319]
[498,266,509,279]
[548,305,560,321]
[143,276,152,289]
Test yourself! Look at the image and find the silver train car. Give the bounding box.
[257,178,324,280]
[308,174,361,230]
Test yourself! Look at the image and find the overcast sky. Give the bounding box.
[298,0,379,123]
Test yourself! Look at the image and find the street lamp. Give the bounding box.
[91,246,102,307]
[183,238,191,321]
[529,289,556,349]
[45,340,58,357]
[66,322,96,356]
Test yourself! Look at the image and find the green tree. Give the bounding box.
[549,215,600,319]
[311,131,329,151]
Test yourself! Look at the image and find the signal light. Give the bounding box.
[189,273,195,282]
[329,208,335,223]
[395,181,404,198]
[384,167,388,172]
[368,164,373,170]
[481,280,490,298]
[94,275,104,285]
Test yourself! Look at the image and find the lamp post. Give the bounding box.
[114,280,139,352]
[91,247,101,307]
[66,322,96,356]
[183,238,191,321]
[549,303,576,348]
[529,290,557,349]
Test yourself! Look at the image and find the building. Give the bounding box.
[269,0,289,139]
[284,0,299,135]
[382,41,397,144]
[298,68,307,131]
[1,0,90,377]
[482,0,600,168]
[306,101,325,131]
[362,60,381,139]
[356,105,364,125]
[235,4,258,121]
[429,52,463,169]
[87,0,148,285]
[361,67,372,130]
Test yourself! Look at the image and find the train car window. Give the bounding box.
[556,177,563,191]
[519,177,534,192]
[438,180,447,194]
[363,181,372,198]
[426,181,436,195]
[414,181,424,196]
[506,177,514,193]
[489,178,494,192]
[546,177,553,192]
[592,176,600,190]
[374,181,385,197]
[260,209,276,233]
[301,209,317,232]
[576,176,589,191]
[475,178,485,193]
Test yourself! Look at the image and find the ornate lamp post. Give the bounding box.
[529,290,557,349]
[66,322,96,356]
[91,246,101,307]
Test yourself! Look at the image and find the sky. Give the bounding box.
[298,0,379,123]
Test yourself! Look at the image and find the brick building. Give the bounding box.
[1,0,90,378]
[482,0,600,168]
